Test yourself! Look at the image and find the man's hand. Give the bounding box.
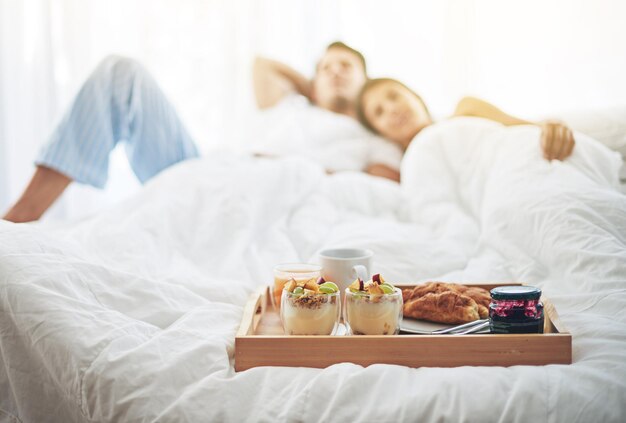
[365,163,400,182]
[540,121,575,161]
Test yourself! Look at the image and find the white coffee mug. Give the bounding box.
[318,248,373,297]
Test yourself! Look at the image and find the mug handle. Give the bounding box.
[351,265,369,282]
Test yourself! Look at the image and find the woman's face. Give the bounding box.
[361,81,432,149]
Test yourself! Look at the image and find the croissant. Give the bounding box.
[402,282,491,323]
[403,291,480,324]
[402,282,450,302]
[450,285,491,307]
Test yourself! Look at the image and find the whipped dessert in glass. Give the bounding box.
[344,274,403,335]
[280,277,340,335]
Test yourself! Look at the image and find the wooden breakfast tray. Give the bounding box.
[234,283,572,371]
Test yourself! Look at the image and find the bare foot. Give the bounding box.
[3,166,72,223]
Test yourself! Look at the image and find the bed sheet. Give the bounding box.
[1,118,625,422]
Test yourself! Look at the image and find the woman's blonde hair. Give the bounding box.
[356,78,431,134]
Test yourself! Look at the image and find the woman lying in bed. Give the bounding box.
[356,78,576,165]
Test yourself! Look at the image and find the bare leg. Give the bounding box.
[2,166,71,223]
[4,56,197,223]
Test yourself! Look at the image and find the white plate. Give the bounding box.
[399,318,455,334]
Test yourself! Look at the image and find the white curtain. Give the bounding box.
[2,0,625,221]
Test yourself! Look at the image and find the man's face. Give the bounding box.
[312,47,367,114]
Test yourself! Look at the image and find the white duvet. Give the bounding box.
[1,117,625,423]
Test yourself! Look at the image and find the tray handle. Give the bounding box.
[236,286,267,336]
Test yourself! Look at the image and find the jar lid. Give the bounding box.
[490,285,542,300]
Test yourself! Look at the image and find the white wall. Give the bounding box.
[1,0,625,220]
[463,0,626,118]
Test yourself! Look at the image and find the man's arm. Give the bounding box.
[253,57,312,109]
[453,96,575,161]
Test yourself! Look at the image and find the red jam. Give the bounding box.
[489,286,544,334]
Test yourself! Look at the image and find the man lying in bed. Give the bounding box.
[3,42,402,223]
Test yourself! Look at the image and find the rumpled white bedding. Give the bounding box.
[1,117,625,422]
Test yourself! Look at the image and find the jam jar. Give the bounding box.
[489,286,544,334]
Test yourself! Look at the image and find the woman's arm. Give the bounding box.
[452,96,575,161]
[453,96,532,126]
[253,57,312,109]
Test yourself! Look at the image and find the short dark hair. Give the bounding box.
[356,78,431,134]
[325,41,367,74]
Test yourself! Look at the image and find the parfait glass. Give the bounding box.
[280,289,340,335]
[344,287,403,335]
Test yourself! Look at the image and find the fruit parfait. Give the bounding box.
[344,274,403,335]
[280,277,341,335]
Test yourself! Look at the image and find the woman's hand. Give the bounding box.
[540,121,575,161]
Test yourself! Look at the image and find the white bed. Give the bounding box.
[1,118,625,422]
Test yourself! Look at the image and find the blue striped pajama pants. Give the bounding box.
[36,55,199,188]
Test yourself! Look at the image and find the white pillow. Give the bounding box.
[557,105,626,158]
[553,105,626,183]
